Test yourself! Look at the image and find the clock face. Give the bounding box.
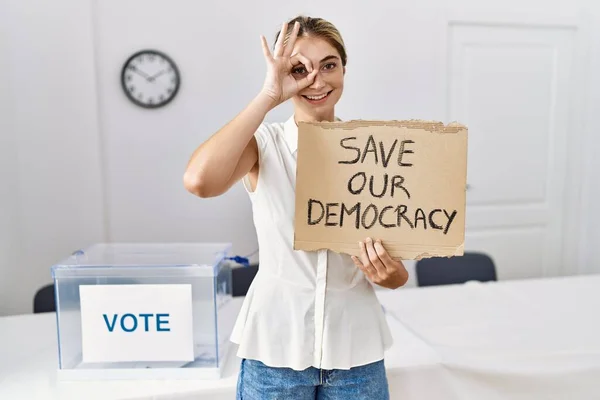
[121,50,180,108]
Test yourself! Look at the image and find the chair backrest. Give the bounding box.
[232,263,259,297]
[415,252,497,287]
[33,283,56,313]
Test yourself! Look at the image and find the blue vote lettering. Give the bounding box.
[120,313,137,332]
[156,313,170,331]
[102,313,171,332]
[103,314,118,332]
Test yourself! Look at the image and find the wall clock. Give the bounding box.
[121,49,181,109]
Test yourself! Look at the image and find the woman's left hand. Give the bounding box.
[352,237,409,290]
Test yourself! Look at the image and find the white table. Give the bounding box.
[2,274,600,399]
[379,274,600,400]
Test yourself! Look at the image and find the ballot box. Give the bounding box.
[51,242,238,380]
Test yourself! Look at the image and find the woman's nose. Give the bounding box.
[309,72,325,90]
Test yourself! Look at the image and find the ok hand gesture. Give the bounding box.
[259,21,318,107]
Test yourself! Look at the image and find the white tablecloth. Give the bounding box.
[1,274,600,399]
[379,274,600,400]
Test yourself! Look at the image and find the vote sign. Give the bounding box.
[79,284,194,363]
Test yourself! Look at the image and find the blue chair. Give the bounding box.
[34,283,56,313]
[232,263,258,297]
[415,252,497,287]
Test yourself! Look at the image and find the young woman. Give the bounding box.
[184,15,409,400]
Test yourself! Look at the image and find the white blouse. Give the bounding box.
[229,115,394,371]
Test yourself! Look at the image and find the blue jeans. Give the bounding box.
[236,358,390,399]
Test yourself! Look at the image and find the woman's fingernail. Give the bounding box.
[366,237,372,243]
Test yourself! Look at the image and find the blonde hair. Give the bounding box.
[274,16,348,67]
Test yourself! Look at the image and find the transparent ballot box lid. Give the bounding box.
[50,242,240,380]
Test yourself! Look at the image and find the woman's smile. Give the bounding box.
[301,89,333,104]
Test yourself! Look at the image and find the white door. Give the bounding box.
[346,0,588,284]
[448,19,578,280]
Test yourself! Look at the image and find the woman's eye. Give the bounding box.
[323,63,337,70]
[292,66,307,75]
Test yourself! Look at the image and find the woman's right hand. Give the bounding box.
[259,21,318,108]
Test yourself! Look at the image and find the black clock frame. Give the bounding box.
[120,49,181,109]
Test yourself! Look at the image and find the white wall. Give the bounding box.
[0,8,21,316]
[92,0,267,256]
[579,0,600,273]
[1,0,599,315]
[0,0,105,315]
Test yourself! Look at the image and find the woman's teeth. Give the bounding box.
[303,91,332,101]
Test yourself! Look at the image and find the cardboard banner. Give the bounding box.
[294,120,468,260]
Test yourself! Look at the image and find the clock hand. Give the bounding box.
[148,70,166,82]
[130,67,152,81]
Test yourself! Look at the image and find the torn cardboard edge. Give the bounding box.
[293,239,465,260]
[297,119,468,134]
